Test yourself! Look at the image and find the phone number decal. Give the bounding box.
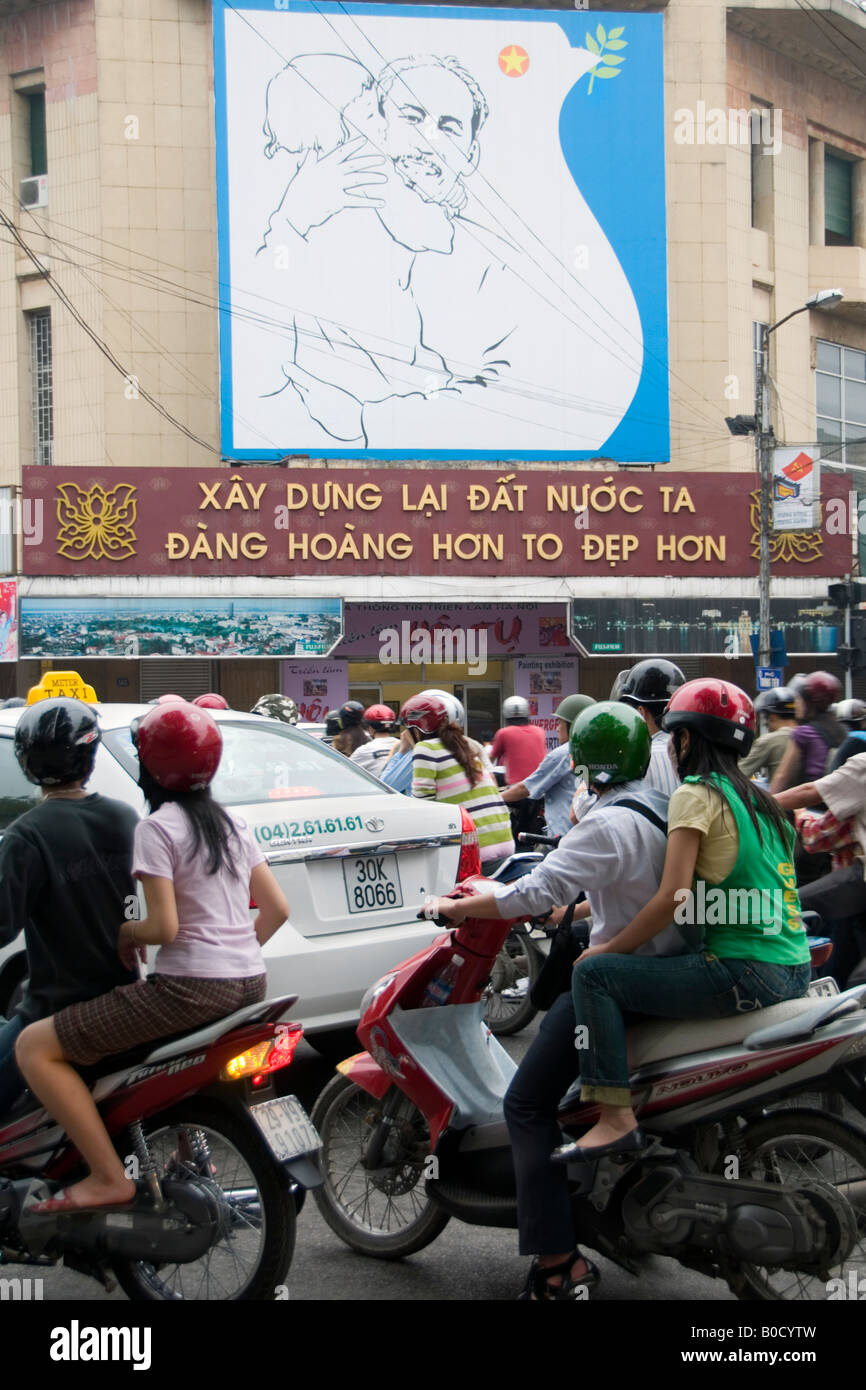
[254,814,365,844]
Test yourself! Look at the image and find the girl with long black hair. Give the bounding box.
[16,702,289,1213]
[554,679,811,1167]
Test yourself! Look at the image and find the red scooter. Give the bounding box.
[0,993,320,1301]
[313,878,866,1300]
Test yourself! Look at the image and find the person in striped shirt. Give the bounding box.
[401,693,514,870]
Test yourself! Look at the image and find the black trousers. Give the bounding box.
[799,864,866,988]
[503,991,581,1255]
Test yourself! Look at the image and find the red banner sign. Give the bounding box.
[22,467,851,578]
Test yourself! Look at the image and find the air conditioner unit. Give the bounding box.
[19,175,48,209]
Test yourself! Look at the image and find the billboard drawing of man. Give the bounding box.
[238,41,644,452]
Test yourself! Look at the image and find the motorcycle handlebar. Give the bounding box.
[517,832,560,847]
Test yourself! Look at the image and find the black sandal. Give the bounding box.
[517,1249,600,1301]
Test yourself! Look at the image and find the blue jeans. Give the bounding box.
[0,1013,25,1116]
[571,952,812,1105]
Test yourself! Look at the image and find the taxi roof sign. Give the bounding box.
[27,671,99,705]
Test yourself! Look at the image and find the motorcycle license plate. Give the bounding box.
[807,977,839,999]
[342,853,403,914]
[250,1096,321,1162]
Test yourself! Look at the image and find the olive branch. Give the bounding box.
[584,24,627,94]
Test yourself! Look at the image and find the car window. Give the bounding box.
[102,720,385,805]
[0,734,42,830]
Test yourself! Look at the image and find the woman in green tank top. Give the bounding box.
[554,679,811,1167]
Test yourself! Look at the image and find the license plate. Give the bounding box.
[807,977,839,999]
[250,1096,321,1162]
[342,853,403,914]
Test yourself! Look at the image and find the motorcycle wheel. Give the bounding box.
[726,1110,866,1301]
[112,1102,295,1301]
[483,928,542,1037]
[311,1073,450,1259]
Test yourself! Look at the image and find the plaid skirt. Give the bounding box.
[53,973,268,1066]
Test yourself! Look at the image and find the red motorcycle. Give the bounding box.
[0,993,320,1301]
[313,879,866,1301]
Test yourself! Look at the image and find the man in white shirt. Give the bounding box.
[617,658,685,798]
[428,702,686,1300]
[349,704,399,777]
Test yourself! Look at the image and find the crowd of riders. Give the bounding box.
[0,660,865,1296]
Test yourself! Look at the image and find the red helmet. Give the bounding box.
[794,670,843,713]
[134,703,223,791]
[192,693,229,710]
[364,703,396,729]
[662,679,756,754]
[156,693,186,704]
[399,693,449,737]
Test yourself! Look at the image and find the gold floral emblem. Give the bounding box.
[56,482,137,562]
[748,491,823,565]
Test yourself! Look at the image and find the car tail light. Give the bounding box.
[221,1023,303,1081]
[456,807,481,881]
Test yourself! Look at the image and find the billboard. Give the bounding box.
[213,2,668,461]
[19,598,343,660]
[570,597,840,658]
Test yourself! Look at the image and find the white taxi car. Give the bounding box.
[0,693,467,1047]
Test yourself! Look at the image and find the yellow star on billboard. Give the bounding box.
[498,45,529,77]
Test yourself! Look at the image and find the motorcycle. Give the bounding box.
[0,993,321,1301]
[482,833,563,1038]
[312,879,866,1300]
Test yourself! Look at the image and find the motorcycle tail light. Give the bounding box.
[221,1024,303,1081]
[456,807,481,881]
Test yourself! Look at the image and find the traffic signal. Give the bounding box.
[828,582,858,609]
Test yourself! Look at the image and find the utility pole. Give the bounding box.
[756,324,772,669]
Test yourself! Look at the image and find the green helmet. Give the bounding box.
[570,701,651,789]
[554,693,596,726]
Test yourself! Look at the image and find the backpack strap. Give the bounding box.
[609,796,668,836]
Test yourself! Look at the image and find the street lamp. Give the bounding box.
[755,289,844,668]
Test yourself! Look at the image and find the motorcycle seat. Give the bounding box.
[627,995,818,1070]
[77,992,299,1084]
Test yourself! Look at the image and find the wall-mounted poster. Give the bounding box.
[282,660,349,723]
[214,2,668,461]
[20,598,343,659]
[0,581,17,662]
[514,655,578,750]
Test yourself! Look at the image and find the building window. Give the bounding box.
[27,91,46,177]
[753,320,768,403]
[816,339,866,468]
[825,151,854,246]
[27,309,53,466]
[750,102,773,233]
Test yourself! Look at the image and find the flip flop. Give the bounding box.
[26,1186,138,1216]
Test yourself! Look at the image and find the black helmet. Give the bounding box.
[14,698,101,787]
[755,686,796,717]
[324,710,342,738]
[331,701,366,731]
[619,659,686,712]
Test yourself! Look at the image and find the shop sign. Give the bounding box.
[339,604,571,658]
[571,597,840,658]
[514,656,578,749]
[22,469,851,579]
[282,661,348,723]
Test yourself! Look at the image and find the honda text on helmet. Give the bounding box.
[662,678,756,754]
[251,693,299,725]
[15,698,101,787]
[569,701,651,789]
[399,693,450,738]
[133,702,223,792]
[618,659,686,712]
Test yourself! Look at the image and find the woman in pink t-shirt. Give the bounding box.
[16,702,289,1214]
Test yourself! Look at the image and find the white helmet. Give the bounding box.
[503,696,530,720]
[423,689,463,727]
